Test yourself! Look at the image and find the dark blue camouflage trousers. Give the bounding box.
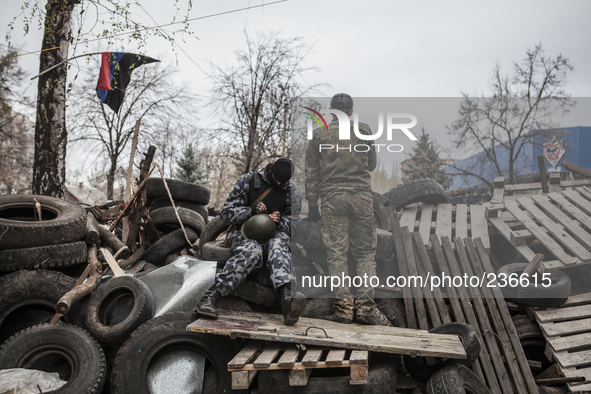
[216,229,293,296]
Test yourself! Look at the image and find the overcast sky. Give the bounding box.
[3,0,591,178]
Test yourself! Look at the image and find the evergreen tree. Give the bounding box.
[174,144,207,185]
[403,129,450,188]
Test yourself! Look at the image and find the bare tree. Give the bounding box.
[446,44,574,189]
[0,47,34,194]
[210,31,321,174]
[68,59,198,199]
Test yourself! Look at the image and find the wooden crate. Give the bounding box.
[487,186,591,270]
[530,293,591,393]
[228,341,369,389]
[398,203,490,249]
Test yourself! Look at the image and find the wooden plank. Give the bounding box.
[555,292,591,308]
[402,227,429,331]
[540,318,591,338]
[349,350,368,365]
[504,179,591,192]
[391,211,417,329]
[253,343,282,368]
[229,341,263,368]
[539,156,549,194]
[469,204,489,249]
[522,253,545,276]
[531,195,591,253]
[492,177,505,203]
[456,238,514,394]
[505,200,578,266]
[511,229,532,247]
[518,197,591,261]
[550,332,591,352]
[535,304,591,324]
[301,348,323,366]
[232,370,257,390]
[400,203,419,230]
[429,235,465,324]
[418,204,434,245]
[548,173,561,194]
[488,217,537,262]
[350,364,368,384]
[325,349,346,366]
[187,310,467,358]
[277,347,300,367]
[563,189,591,216]
[563,162,591,179]
[99,247,125,277]
[455,204,468,239]
[577,186,591,201]
[555,350,591,369]
[289,368,312,386]
[547,192,591,231]
[473,238,540,394]
[435,203,453,241]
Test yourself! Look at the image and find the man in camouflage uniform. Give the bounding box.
[195,158,307,325]
[305,93,378,324]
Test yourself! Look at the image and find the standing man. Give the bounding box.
[305,93,378,324]
[194,158,307,325]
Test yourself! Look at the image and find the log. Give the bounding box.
[55,245,102,315]
[85,213,100,244]
[119,244,146,269]
[96,219,130,259]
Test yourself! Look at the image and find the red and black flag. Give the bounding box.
[96,52,159,113]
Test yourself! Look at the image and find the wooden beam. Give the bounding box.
[563,162,591,179]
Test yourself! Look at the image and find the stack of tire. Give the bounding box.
[143,178,212,266]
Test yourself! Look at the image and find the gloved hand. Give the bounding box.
[305,206,320,222]
[251,201,266,217]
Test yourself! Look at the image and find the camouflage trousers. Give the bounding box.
[321,190,377,320]
[216,229,293,296]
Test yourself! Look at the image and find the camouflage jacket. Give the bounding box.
[305,119,377,207]
[220,166,302,236]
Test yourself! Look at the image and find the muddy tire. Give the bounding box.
[143,228,198,266]
[0,323,106,394]
[376,298,407,328]
[149,197,209,223]
[0,241,87,272]
[404,322,481,383]
[85,276,155,345]
[111,312,245,394]
[383,179,448,210]
[426,364,491,394]
[292,221,324,249]
[498,263,571,307]
[149,206,206,235]
[198,215,231,251]
[0,195,86,250]
[201,239,232,266]
[0,269,88,345]
[145,178,210,205]
[373,192,394,231]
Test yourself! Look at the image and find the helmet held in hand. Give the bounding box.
[241,213,277,244]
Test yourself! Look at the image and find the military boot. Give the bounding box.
[279,284,307,325]
[194,285,222,318]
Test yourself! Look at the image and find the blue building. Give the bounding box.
[445,126,591,189]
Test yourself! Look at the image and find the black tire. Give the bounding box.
[149,206,206,235]
[201,239,232,266]
[199,215,231,251]
[0,323,106,394]
[258,356,397,394]
[373,192,394,231]
[404,322,481,383]
[85,276,155,345]
[145,178,210,205]
[0,269,88,345]
[375,298,407,328]
[149,197,209,224]
[512,314,551,372]
[143,228,198,266]
[292,221,324,249]
[376,229,395,260]
[426,364,491,394]
[383,179,448,210]
[498,263,571,307]
[111,312,245,394]
[0,241,87,272]
[0,195,86,250]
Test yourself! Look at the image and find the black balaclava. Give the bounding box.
[268,158,293,188]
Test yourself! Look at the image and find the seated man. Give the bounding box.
[194,158,306,325]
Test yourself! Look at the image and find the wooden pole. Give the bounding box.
[538,156,549,194]
[123,119,142,243]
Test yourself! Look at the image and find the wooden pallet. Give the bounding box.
[228,341,369,389]
[398,202,490,249]
[487,186,591,270]
[530,293,591,393]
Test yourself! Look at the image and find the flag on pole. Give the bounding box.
[96,52,159,113]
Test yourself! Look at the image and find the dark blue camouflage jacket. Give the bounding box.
[220,166,302,236]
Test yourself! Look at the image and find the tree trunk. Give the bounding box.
[32,0,78,197]
[107,157,117,200]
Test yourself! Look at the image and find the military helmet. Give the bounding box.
[241,213,277,244]
[330,93,353,109]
